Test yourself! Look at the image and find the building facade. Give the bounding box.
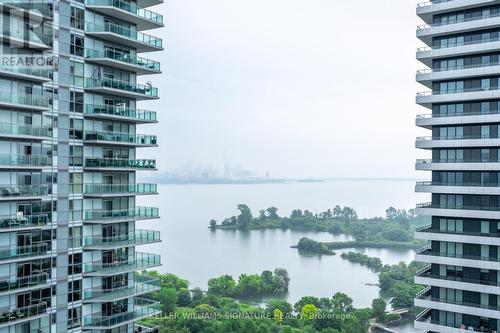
[0,0,163,332]
[415,1,500,332]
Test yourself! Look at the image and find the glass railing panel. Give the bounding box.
[83,252,161,274]
[84,131,158,145]
[83,229,160,247]
[0,184,49,198]
[85,78,158,97]
[85,0,163,25]
[0,92,50,108]
[0,302,47,325]
[84,158,156,169]
[0,272,49,293]
[84,207,159,221]
[83,278,160,300]
[0,154,51,167]
[2,1,54,17]
[0,243,49,261]
[0,214,49,230]
[84,104,157,121]
[86,49,160,71]
[84,183,157,194]
[0,123,50,137]
[85,22,162,48]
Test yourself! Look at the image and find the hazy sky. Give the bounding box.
[140,0,426,178]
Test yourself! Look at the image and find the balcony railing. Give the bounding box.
[417,202,500,212]
[417,109,500,119]
[83,229,160,248]
[417,158,500,164]
[85,22,163,48]
[418,10,500,30]
[417,287,500,312]
[85,78,158,97]
[0,272,49,294]
[0,154,51,167]
[84,183,157,195]
[417,247,500,263]
[417,0,453,8]
[86,49,160,72]
[85,158,156,169]
[0,243,49,261]
[83,299,160,328]
[0,214,49,230]
[84,131,157,146]
[84,104,157,122]
[418,34,500,52]
[0,302,47,325]
[416,181,500,188]
[135,323,159,333]
[416,134,493,141]
[0,66,52,80]
[83,252,161,275]
[85,0,163,25]
[2,1,54,17]
[0,123,50,138]
[83,277,160,301]
[84,207,159,221]
[416,224,500,238]
[417,61,500,75]
[0,92,50,108]
[416,266,500,287]
[0,184,49,198]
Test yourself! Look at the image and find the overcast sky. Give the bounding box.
[140,0,426,179]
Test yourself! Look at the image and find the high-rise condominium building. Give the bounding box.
[0,0,163,332]
[414,1,500,332]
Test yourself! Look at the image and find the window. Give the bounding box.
[70,7,84,30]
[70,145,83,166]
[70,91,83,113]
[70,61,84,87]
[70,34,84,57]
[68,306,81,329]
[69,172,83,195]
[70,118,83,140]
[68,253,82,275]
[68,280,81,302]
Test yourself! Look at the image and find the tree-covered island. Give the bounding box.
[210,205,428,251]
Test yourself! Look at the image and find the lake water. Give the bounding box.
[137,179,424,332]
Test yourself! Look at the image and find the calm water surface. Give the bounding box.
[137,180,423,332]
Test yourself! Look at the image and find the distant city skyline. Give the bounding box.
[138,0,424,179]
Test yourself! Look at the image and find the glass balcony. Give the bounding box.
[0,184,49,199]
[83,277,160,301]
[416,285,500,312]
[416,265,500,287]
[417,202,500,212]
[85,78,158,99]
[0,29,53,49]
[0,123,50,139]
[0,243,50,262]
[1,1,54,17]
[85,22,162,51]
[0,214,49,230]
[84,207,159,222]
[0,154,51,168]
[417,181,500,188]
[84,183,157,195]
[0,272,49,294]
[83,252,161,275]
[85,158,156,170]
[135,323,159,333]
[0,92,50,109]
[84,104,157,122]
[416,244,500,263]
[83,229,160,248]
[84,131,157,146]
[85,0,163,27]
[86,49,160,74]
[83,299,160,328]
[0,302,47,326]
[0,66,52,82]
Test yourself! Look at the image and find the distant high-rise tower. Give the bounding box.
[0,0,163,331]
[414,1,500,331]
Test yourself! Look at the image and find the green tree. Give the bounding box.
[209,219,217,229]
[371,298,386,319]
[237,204,253,227]
[237,274,262,296]
[191,287,204,304]
[266,207,279,219]
[177,288,192,306]
[273,308,283,325]
[207,275,236,297]
[331,292,353,312]
[290,209,303,218]
[301,304,318,321]
[294,296,321,313]
[265,299,293,317]
[159,287,177,314]
[274,268,290,291]
[259,209,266,221]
